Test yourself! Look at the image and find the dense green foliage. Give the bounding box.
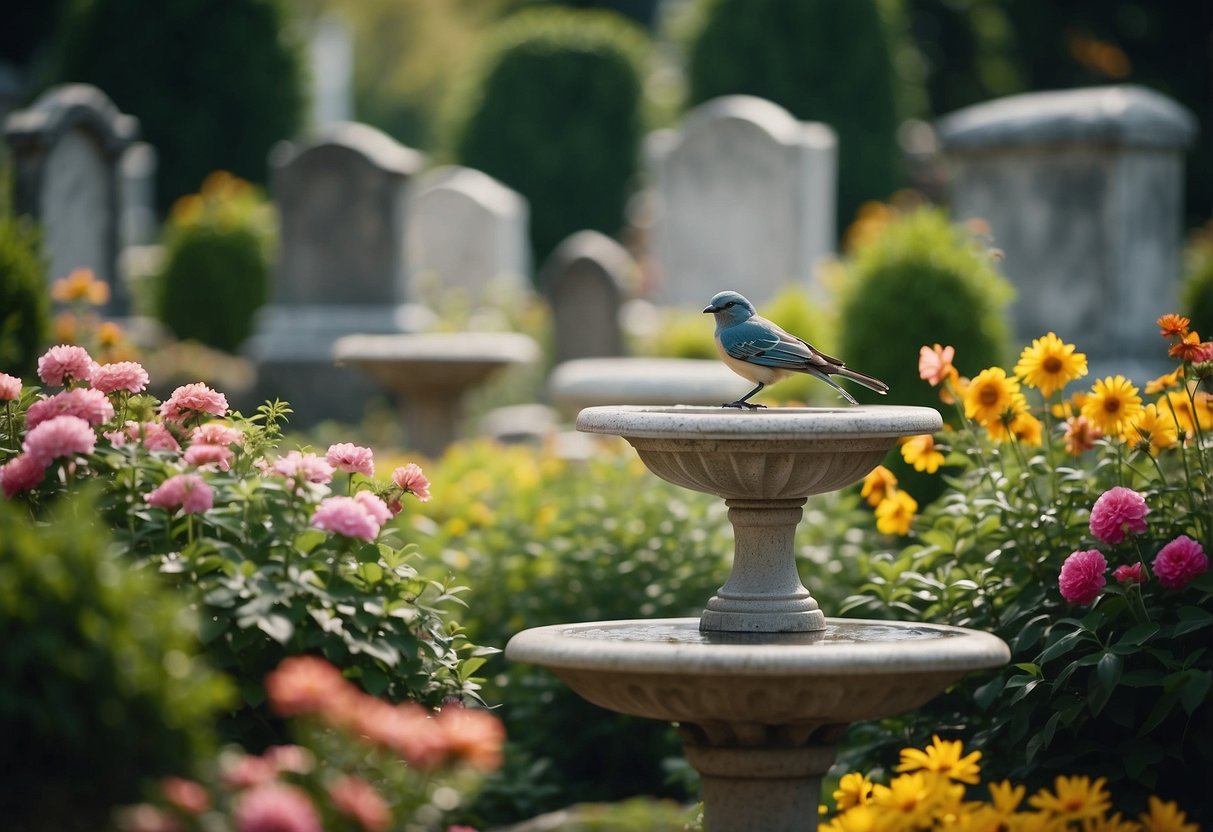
[447,7,649,272]
[155,173,274,353]
[0,212,48,377]
[0,491,231,832]
[1182,223,1213,341]
[53,0,306,212]
[683,0,902,233]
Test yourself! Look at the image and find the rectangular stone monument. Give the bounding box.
[4,83,139,316]
[245,122,432,425]
[648,95,837,307]
[937,85,1197,380]
[541,229,631,365]
[405,165,531,310]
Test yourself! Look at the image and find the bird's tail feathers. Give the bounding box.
[832,366,889,395]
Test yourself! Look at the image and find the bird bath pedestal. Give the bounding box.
[334,332,538,458]
[506,406,1010,831]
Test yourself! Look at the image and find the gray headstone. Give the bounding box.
[4,83,139,315]
[406,165,531,308]
[542,230,631,364]
[246,122,432,425]
[648,95,836,307]
[938,85,1198,380]
[119,141,158,249]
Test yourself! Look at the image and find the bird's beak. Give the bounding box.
[702,305,718,314]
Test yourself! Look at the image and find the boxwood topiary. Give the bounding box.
[445,7,649,273]
[0,211,48,377]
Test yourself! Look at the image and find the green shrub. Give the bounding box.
[446,7,649,271]
[0,211,48,377]
[155,172,274,353]
[683,0,904,232]
[1181,221,1213,339]
[0,490,232,832]
[53,0,305,212]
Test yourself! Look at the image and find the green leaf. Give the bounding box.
[1173,605,1213,636]
[1096,652,1123,693]
[1111,622,1160,653]
[294,529,327,554]
[973,675,1005,710]
[1139,692,1178,735]
[1025,710,1062,763]
[1013,663,1042,677]
[1179,669,1212,715]
[257,612,294,644]
[360,665,389,696]
[459,656,488,682]
[1039,628,1089,664]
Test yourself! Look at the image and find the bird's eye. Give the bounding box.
[725,301,734,308]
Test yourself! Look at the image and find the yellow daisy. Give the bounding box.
[871,772,938,829]
[1028,775,1111,824]
[900,434,945,473]
[833,772,874,810]
[821,805,880,832]
[1122,403,1178,456]
[1145,368,1182,395]
[988,780,1026,815]
[1085,812,1147,832]
[986,408,1043,446]
[1158,389,1213,437]
[1138,796,1199,832]
[1014,332,1088,397]
[965,367,1022,426]
[875,490,917,536]
[1081,376,1143,436]
[860,466,897,508]
[896,735,982,785]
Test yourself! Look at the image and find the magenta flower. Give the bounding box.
[392,463,431,502]
[90,361,149,394]
[326,442,374,477]
[0,372,21,401]
[159,382,228,423]
[0,453,46,497]
[23,415,96,466]
[146,473,214,515]
[1059,548,1108,604]
[232,782,322,832]
[1088,487,1149,545]
[1152,535,1209,589]
[1112,562,1146,585]
[189,422,243,447]
[183,443,234,471]
[37,344,94,386]
[311,496,381,541]
[25,387,115,429]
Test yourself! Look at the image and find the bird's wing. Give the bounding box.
[723,318,833,370]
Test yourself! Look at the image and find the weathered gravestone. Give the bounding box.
[542,230,630,365]
[246,122,431,425]
[118,141,158,249]
[4,84,139,315]
[938,85,1197,380]
[647,95,837,307]
[406,165,530,309]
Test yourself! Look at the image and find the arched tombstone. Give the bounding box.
[542,230,630,365]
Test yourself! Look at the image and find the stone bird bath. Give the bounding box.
[506,406,1010,831]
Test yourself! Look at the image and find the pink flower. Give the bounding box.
[311,496,380,540]
[271,451,334,488]
[127,421,181,452]
[146,473,214,515]
[327,775,391,832]
[25,387,114,429]
[1059,548,1107,605]
[190,422,243,447]
[1,453,46,497]
[160,777,210,814]
[263,745,315,776]
[0,372,21,401]
[160,382,228,423]
[233,783,322,832]
[354,490,392,526]
[1112,563,1146,585]
[23,415,96,465]
[37,344,94,386]
[1088,487,1149,545]
[183,443,233,471]
[90,361,149,394]
[326,442,374,477]
[918,344,956,386]
[392,463,431,502]
[114,804,184,832]
[1152,535,1209,589]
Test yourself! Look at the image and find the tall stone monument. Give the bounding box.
[246,122,430,424]
[647,95,837,307]
[937,85,1197,379]
[4,84,139,315]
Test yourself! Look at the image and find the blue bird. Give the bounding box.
[703,290,888,408]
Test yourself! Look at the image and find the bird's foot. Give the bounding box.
[721,401,766,410]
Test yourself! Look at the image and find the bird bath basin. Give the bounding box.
[506,406,1010,831]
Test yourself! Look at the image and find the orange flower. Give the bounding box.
[1063,415,1102,455]
[1157,313,1190,338]
[1145,368,1183,395]
[438,704,506,771]
[860,465,897,507]
[1169,331,1211,362]
[51,267,109,305]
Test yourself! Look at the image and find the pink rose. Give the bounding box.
[183,443,233,471]
[159,382,228,423]
[1059,548,1107,605]
[392,463,431,502]
[311,496,380,541]
[1112,563,1146,585]
[232,783,322,832]
[1152,535,1209,589]
[0,372,22,401]
[1088,487,1149,545]
[25,387,114,429]
[0,453,46,497]
[189,422,243,447]
[326,442,374,477]
[23,415,96,466]
[327,775,391,832]
[146,473,214,515]
[128,421,181,453]
[160,776,210,814]
[90,361,150,394]
[354,490,392,525]
[37,344,94,386]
